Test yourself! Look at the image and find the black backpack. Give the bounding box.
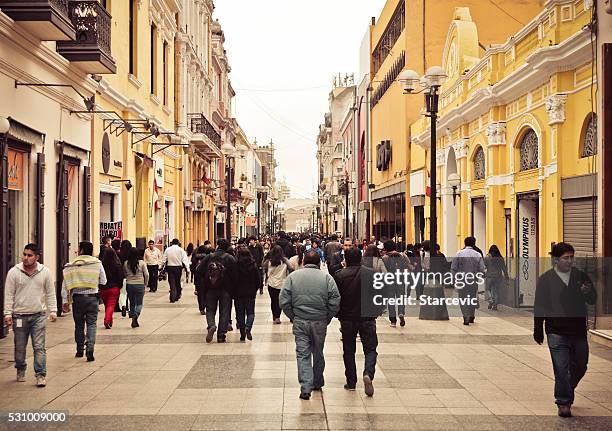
[206,256,226,289]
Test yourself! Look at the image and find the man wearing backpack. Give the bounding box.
[197,238,236,343]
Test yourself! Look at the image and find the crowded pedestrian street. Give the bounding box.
[1,277,612,430]
[2,0,612,429]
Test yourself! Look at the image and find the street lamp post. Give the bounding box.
[344,176,350,239]
[256,191,261,237]
[221,143,236,241]
[399,66,449,321]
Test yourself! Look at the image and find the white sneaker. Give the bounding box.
[16,369,25,382]
[390,322,397,328]
[36,375,46,387]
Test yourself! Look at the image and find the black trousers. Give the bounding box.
[166,266,183,302]
[268,286,281,319]
[147,265,159,292]
[72,294,99,353]
[196,285,207,313]
[340,320,378,386]
[205,289,232,337]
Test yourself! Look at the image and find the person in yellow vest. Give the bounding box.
[61,241,107,362]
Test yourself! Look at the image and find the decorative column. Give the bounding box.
[545,94,567,253]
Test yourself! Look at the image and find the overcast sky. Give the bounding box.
[214,0,386,199]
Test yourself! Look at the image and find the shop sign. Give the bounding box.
[7,149,24,191]
[102,133,110,174]
[216,211,225,223]
[246,216,257,227]
[100,221,122,242]
[517,199,538,306]
[154,157,164,187]
[193,192,204,211]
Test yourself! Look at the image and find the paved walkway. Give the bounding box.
[1,279,612,430]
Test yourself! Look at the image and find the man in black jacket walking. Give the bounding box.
[333,247,382,397]
[534,242,596,418]
[328,238,352,275]
[248,236,264,294]
[197,239,236,343]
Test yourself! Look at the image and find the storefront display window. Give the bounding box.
[7,148,29,268]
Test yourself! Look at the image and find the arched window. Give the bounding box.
[473,147,485,180]
[519,129,538,171]
[581,113,597,157]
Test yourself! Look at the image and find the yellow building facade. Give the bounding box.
[410,0,598,307]
[369,0,544,246]
[91,0,183,251]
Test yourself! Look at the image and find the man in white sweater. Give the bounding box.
[3,244,57,387]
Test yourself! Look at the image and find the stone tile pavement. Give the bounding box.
[0,279,611,430]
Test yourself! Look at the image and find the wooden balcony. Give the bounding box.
[0,0,76,41]
[56,0,116,73]
[188,113,222,159]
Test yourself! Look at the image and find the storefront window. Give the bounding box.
[7,148,29,267]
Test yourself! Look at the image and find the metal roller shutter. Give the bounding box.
[563,197,598,255]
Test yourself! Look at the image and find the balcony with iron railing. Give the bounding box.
[188,113,222,158]
[56,0,116,73]
[0,0,76,41]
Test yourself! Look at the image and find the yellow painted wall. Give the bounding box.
[90,0,181,251]
[409,1,596,260]
[371,0,544,243]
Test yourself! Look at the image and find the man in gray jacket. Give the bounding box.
[280,250,340,400]
[3,244,57,387]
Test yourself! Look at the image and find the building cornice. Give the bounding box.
[413,30,591,149]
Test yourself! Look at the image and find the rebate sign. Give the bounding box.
[100,221,122,242]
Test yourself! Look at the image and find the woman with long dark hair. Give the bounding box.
[193,245,208,315]
[118,240,133,317]
[263,245,292,324]
[233,246,262,341]
[484,245,508,310]
[186,243,195,283]
[288,244,306,271]
[99,247,124,329]
[123,247,149,328]
[362,245,387,273]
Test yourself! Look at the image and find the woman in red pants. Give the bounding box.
[99,246,124,329]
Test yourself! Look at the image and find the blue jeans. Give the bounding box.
[388,285,406,324]
[486,277,504,306]
[72,294,99,353]
[547,333,589,406]
[234,297,255,333]
[292,318,328,394]
[127,284,145,317]
[12,313,47,377]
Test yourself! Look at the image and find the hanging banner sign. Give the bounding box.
[100,221,123,242]
[517,198,538,307]
[7,149,24,191]
[154,157,164,188]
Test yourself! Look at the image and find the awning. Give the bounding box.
[6,117,44,147]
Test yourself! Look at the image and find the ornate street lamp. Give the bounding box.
[399,66,449,321]
[447,173,461,206]
[399,66,447,249]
